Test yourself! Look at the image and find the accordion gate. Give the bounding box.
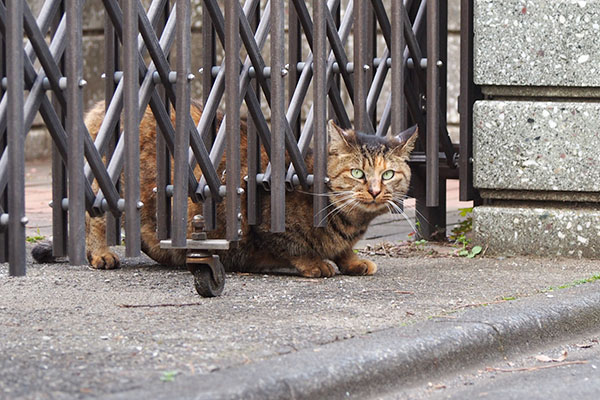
[0,0,475,287]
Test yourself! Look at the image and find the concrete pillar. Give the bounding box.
[472,0,600,257]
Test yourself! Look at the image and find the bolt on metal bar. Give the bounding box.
[123,0,141,256]
[0,0,58,144]
[22,3,64,107]
[6,0,26,275]
[366,47,389,117]
[426,0,439,207]
[65,0,86,265]
[374,1,427,138]
[3,7,122,217]
[203,0,310,191]
[313,0,328,227]
[91,0,170,161]
[403,1,426,93]
[195,0,275,197]
[0,5,101,216]
[324,5,353,101]
[285,0,354,185]
[171,0,191,247]
[93,3,207,208]
[289,0,352,128]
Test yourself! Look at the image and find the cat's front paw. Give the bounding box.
[87,250,121,270]
[293,258,336,278]
[339,258,377,276]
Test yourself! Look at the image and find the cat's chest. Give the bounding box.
[325,213,369,245]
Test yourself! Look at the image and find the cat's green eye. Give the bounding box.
[350,169,365,179]
[382,170,395,180]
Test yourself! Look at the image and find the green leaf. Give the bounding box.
[160,371,178,382]
[458,207,473,217]
[471,246,483,256]
[458,249,469,257]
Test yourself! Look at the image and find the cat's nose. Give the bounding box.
[368,186,381,198]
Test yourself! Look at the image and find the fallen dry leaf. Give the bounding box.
[486,360,588,373]
[427,382,446,390]
[535,350,567,363]
[576,343,594,349]
[535,355,554,363]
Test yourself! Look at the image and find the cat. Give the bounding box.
[33,101,417,278]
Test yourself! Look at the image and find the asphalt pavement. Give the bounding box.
[1,160,600,399]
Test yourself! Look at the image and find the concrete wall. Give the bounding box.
[472,0,600,258]
[25,0,462,159]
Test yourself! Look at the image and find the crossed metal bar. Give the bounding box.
[0,0,459,275]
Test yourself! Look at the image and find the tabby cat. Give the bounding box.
[35,101,417,278]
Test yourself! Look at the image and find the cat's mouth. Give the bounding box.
[358,198,388,210]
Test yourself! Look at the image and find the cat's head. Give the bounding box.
[326,120,417,215]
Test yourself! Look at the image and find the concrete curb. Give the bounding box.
[108,282,600,400]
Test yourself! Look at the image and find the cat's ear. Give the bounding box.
[390,125,418,159]
[328,119,355,150]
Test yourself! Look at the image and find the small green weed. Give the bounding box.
[502,296,517,301]
[26,229,45,243]
[546,274,600,291]
[160,371,179,382]
[408,221,423,241]
[449,207,473,241]
[450,208,482,258]
[414,239,427,248]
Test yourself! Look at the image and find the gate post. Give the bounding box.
[471,0,600,257]
[7,0,26,275]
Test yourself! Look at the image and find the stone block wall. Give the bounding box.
[25,0,462,159]
[472,0,600,257]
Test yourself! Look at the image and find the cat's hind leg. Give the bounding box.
[334,249,377,276]
[86,214,120,269]
[290,256,336,278]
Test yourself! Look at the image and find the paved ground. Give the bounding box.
[401,330,600,400]
[1,159,599,399]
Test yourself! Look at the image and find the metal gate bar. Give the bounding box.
[0,0,469,273]
[459,0,480,203]
[123,0,141,255]
[313,0,327,226]
[6,0,26,275]
[104,0,121,246]
[66,0,85,265]
[154,0,171,242]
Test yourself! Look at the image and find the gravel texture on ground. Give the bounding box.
[2,243,599,399]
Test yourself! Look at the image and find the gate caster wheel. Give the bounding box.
[192,261,225,297]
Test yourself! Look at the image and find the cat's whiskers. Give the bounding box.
[314,194,358,224]
[318,196,358,226]
[324,193,357,211]
[295,189,354,198]
[387,194,434,234]
[385,199,418,233]
[390,196,431,226]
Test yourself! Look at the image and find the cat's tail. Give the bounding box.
[31,240,59,263]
